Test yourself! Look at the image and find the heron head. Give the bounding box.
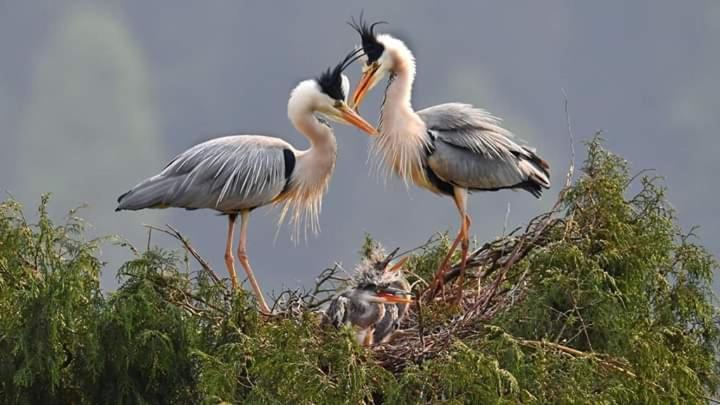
[288,50,377,136]
[356,282,413,304]
[348,15,412,111]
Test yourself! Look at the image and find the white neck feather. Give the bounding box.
[280,90,338,240]
[373,35,430,186]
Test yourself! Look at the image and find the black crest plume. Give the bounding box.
[348,12,387,63]
[316,48,364,101]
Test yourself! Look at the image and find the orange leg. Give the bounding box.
[237,210,272,315]
[224,214,239,290]
[363,328,375,347]
[429,226,463,295]
[455,214,471,304]
[428,188,469,298]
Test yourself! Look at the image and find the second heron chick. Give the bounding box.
[325,282,411,346]
[324,245,413,346]
[371,259,411,344]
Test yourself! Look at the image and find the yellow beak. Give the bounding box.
[350,63,380,111]
[336,102,378,136]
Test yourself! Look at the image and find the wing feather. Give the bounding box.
[418,103,550,193]
[325,295,350,327]
[117,135,293,212]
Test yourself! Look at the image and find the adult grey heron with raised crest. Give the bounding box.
[116,50,377,315]
[347,17,551,298]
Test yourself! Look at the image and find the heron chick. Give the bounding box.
[371,257,411,344]
[325,282,411,346]
[324,245,412,346]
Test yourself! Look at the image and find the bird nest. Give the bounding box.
[372,208,561,373]
[265,197,563,373]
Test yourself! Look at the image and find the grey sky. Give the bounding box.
[1,1,718,295]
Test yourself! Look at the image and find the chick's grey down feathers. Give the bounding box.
[372,276,411,343]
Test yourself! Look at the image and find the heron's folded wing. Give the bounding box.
[118,135,293,211]
[418,103,523,160]
[418,103,550,191]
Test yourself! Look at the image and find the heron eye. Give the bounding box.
[334,100,342,108]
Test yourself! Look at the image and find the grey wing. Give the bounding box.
[372,304,399,344]
[116,135,294,212]
[418,103,550,195]
[325,295,350,328]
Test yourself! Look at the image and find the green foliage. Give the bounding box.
[0,139,718,404]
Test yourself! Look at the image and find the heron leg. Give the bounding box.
[455,214,472,304]
[237,210,272,315]
[428,188,469,299]
[453,189,470,304]
[363,328,375,347]
[224,214,239,290]
[428,227,463,297]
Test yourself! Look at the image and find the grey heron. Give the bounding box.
[325,280,412,346]
[348,18,551,298]
[324,246,412,346]
[116,51,377,315]
[372,257,410,344]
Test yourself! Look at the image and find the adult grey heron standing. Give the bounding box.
[116,51,377,314]
[348,18,551,297]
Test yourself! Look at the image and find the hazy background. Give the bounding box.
[2,1,718,295]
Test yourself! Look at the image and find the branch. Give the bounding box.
[143,224,224,288]
[517,339,637,379]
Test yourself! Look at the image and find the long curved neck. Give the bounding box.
[289,108,337,155]
[379,50,417,132]
[374,44,430,186]
[280,106,337,239]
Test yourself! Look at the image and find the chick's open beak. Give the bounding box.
[387,257,410,273]
[350,63,380,111]
[336,102,378,136]
[376,286,414,304]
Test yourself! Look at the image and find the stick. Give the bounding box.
[143,224,223,288]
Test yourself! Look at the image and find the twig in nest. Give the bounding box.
[143,224,224,288]
[394,235,441,259]
[415,299,426,348]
